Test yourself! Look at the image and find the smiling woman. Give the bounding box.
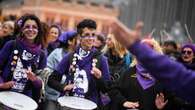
[0,14,47,109]
[22,20,38,43]
[46,24,61,55]
[19,14,45,46]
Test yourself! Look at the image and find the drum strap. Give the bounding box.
[7,40,18,81]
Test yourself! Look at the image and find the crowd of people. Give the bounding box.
[0,14,195,110]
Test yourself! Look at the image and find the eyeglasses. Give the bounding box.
[182,50,193,55]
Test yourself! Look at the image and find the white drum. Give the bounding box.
[0,91,38,110]
[58,96,97,110]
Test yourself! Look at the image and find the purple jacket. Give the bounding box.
[0,40,46,98]
[129,41,195,105]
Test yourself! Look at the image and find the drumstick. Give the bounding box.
[159,30,164,45]
[184,24,193,43]
[163,30,173,41]
[149,28,156,38]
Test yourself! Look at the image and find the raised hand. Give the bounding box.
[111,20,144,48]
[155,93,168,110]
[91,67,102,79]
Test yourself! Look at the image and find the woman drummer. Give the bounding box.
[0,14,47,103]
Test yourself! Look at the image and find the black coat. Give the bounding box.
[107,67,143,110]
[106,66,195,110]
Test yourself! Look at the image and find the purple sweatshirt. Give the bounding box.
[0,40,46,99]
[54,47,110,105]
[129,41,195,105]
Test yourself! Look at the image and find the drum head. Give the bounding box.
[58,96,97,110]
[0,91,38,110]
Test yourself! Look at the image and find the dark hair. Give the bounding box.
[19,14,44,46]
[41,22,49,48]
[76,19,97,35]
[49,24,62,37]
[163,40,177,50]
[96,34,106,45]
[95,33,106,50]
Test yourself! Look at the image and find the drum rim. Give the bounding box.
[0,91,38,110]
[58,96,97,110]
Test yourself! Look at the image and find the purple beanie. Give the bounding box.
[58,30,77,44]
[182,44,195,53]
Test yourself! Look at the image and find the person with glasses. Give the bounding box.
[154,44,195,110]
[177,44,195,70]
[48,19,110,109]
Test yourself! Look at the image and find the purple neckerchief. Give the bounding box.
[136,63,156,90]
[74,46,97,79]
[18,38,42,54]
[17,38,42,69]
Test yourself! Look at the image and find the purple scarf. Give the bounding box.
[17,38,42,69]
[18,38,42,54]
[136,63,156,90]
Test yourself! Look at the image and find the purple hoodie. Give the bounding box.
[129,40,195,105]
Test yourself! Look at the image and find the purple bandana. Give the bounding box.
[136,63,156,90]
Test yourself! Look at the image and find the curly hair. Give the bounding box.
[18,14,44,46]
